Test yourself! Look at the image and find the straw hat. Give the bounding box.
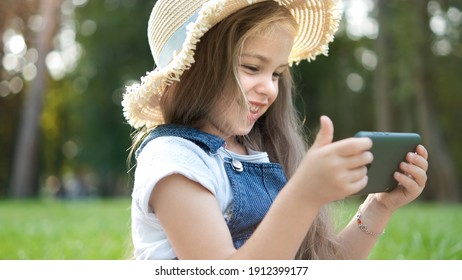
[122,0,341,129]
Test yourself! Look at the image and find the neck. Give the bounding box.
[199,122,247,155]
[225,137,247,155]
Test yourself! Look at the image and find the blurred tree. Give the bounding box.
[373,0,392,131]
[3,0,61,197]
[409,0,460,201]
[2,0,461,201]
[432,1,462,200]
[373,0,461,201]
[296,0,461,201]
[0,0,35,197]
[40,0,153,197]
[3,0,153,198]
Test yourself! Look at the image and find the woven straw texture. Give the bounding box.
[122,0,341,129]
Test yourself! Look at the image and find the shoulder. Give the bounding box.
[138,136,211,163]
[137,136,214,167]
[136,135,219,181]
[133,136,222,213]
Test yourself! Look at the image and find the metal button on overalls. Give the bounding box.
[137,124,287,248]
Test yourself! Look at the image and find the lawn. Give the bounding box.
[332,199,462,260]
[0,198,132,260]
[0,198,461,260]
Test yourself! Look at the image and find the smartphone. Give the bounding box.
[352,131,421,196]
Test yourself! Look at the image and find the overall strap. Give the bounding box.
[136,124,225,158]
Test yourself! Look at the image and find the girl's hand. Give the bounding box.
[373,144,429,211]
[290,116,373,205]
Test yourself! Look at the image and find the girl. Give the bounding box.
[122,0,429,260]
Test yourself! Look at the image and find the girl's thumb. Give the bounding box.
[311,115,334,149]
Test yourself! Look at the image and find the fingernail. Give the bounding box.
[400,162,409,171]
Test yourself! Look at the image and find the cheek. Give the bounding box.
[271,82,279,101]
[239,75,253,94]
[266,83,279,105]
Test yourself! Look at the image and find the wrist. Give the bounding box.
[356,204,385,237]
[354,196,394,237]
[363,194,395,217]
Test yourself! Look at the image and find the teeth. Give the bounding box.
[249,105,259,113]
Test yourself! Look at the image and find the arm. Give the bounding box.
[151,116,374,259]
[151,173,324,259]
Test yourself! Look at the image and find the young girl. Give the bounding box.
[122,0,429,260]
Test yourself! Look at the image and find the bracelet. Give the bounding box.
[355,204,385,237]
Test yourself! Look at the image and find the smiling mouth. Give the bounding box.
[247,104,261,122]
[249,104,260,114]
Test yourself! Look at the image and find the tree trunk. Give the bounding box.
[10,0,61,198]
[373,0,393,132]
[411,0,460,201]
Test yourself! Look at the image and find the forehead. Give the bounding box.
[240,20,297,54]
[243,24,296,50]
[240,27,294,65]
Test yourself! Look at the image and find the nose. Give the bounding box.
[255,74,278,99]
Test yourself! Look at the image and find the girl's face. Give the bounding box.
[203,25,295,139]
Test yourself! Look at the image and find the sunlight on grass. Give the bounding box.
[0,198,461,259]
[331,199,462,260]
[0,199,132,260]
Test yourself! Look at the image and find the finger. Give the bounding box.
[415,144,428,160]
[399,162,427,187]
[406,152,429,172]
[347,165,369,183]
[345,151,374,169]
[331,137,373,157]
[394,171,422,193]
[311,115,334,149]
[349,175,369,194]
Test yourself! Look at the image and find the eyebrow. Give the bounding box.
[241,53,289,68]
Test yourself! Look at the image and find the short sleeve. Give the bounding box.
[132,136,220,215]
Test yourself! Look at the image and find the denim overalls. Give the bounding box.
[137,124,287,249]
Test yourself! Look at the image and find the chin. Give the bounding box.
[234,123,255,136]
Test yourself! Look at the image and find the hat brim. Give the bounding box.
[122,0,341,129]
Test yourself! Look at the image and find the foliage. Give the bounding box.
[1,0,462,200]
[39,0,154,197]
[295,0,462,200]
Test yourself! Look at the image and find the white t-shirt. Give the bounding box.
[131,136,269,259]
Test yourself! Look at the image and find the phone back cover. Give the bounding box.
[353,132,421,195]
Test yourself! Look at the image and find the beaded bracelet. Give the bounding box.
[356,204,385,237]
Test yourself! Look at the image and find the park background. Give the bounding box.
[0,0,461,259]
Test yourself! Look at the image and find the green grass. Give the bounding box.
[0,198,132,260]
[0,198,461,259]
[332,199,462,260]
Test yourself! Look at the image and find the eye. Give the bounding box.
[272,71,284,81]
[272,72,282,79]
[242,64,259,73]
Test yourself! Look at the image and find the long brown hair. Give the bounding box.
[129,2,341,259]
